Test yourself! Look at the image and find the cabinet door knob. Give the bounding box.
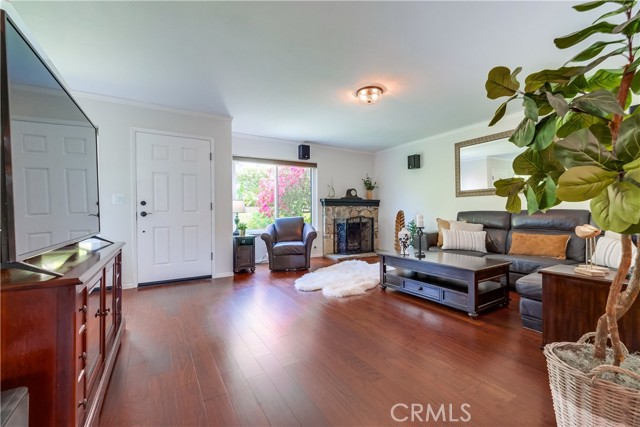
[95,309,101,318]
[80,352,87,361]
[79,305,87,313]
[78,398,88,409]
[105,307,111,314]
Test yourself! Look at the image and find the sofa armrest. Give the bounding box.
[261,224,276,250]
[302,223,317,245]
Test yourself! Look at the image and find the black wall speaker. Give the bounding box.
[298,144,310,160]
[408,154,421,169]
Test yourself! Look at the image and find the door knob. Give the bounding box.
[140,200,147,206]
[140,211,152,217]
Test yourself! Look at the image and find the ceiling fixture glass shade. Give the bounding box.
[356,86,384,105]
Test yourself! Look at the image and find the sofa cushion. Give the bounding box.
[450,220,483,231]
[515,272,543,300]
[442,229,487,252]
[510,209,590,262]
[485,253,578,276]
[458,211,511,254]
[274,217,304,242]
[508,232,570,259]
[593,233,637,269]
[272,241,306,255]
[436,218,455,247]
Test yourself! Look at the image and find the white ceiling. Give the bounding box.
[9,1,595,152]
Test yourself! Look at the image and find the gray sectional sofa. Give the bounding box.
[425,209,591,331]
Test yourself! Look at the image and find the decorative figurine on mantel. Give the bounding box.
[398,227,410,256]
[574,224,608,277]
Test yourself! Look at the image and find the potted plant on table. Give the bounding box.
[485,1,640,425]
[362,174,378,199]
[237,222,248,237]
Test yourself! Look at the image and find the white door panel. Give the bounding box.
[135,131,212,284]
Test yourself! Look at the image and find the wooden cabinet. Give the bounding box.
[541,264,639,352]
[233,235,255,273]
[1,240,125,427]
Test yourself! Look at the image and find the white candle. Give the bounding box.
[416,214,424,228]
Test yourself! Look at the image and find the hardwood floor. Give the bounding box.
[98,257,555,427]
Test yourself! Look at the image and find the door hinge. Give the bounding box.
[209,152,212,161]
[210,202,213,210]
[211,252,213,260]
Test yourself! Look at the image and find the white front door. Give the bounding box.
[135,131,212,285]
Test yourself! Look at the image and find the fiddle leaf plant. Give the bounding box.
[486,0,640,366]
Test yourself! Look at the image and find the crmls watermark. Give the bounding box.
[390,403,472,424]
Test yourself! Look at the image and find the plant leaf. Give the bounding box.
[623,157,640,186]
[567,40,618,62]
[632,71,640,94]
[494,178,525,213]
[510,67,522,86]
[573,0,606,12]
[523,96,539,121]
[486,66,520,99]
[587,68,623,90]
[594,4,632,23]
[525,67,582,92]
[546,92,570,117]
[591,181,640,232]
[513,145,565,175]
[589,123,613,149]
[614,114,640,163]
[509,118,536,147]
[525,185,540,214]
[554,128,622,170]
[554,22,617,49]
[557,165,618,201]
[557,112,601,137]
[532,114,558,151]
[613,10,640,35]
[489,96,516,126]
[571,89,625,117]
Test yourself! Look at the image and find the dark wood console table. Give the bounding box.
[1,239,125,427]
[378,250,510,317]
[540,264,639,352]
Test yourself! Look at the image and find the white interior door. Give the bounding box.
[135,131,212,285]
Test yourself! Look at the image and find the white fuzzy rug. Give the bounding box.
[295,260,380,297]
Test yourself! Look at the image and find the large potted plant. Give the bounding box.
[485,1,640,425]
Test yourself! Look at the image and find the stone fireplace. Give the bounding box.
[320,198,379,256]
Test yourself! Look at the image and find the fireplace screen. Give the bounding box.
[334,216,374,254]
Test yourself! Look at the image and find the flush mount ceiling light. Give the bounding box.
[356,85,384,105]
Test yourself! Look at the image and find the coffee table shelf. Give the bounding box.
[378,250,510,317]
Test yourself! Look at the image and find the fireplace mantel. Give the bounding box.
[320,198,380,207]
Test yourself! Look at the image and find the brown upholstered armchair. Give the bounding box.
[261,216,317,271]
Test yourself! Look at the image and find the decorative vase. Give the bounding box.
[239,230,246,237]
[366,189,373,200]
[544,333,640,427]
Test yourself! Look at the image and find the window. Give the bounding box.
[233,157,315,230]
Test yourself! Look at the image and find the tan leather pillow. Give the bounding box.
[436,218,450,247]
[508,233,570,259]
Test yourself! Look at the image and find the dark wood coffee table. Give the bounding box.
[378,250,510,317]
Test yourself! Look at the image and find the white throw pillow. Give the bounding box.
[441,229,487,253]
[592,236,637,269]
[449,220,484,232]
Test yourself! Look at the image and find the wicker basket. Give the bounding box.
[544,333,640,427]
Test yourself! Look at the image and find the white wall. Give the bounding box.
[76,94,233,286]
[232,134,375,258]
[374,113,590,252]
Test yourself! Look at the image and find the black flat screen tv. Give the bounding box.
[1,10,100,265]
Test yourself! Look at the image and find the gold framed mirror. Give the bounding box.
[455,130,521,197]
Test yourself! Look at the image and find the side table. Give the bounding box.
[233,235,255,273]
[540,264,639,352]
